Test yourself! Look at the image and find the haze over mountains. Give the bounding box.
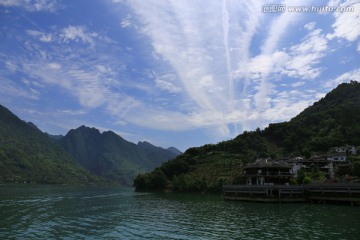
[0,105,181,185]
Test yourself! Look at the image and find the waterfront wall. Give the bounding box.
[223,184,360,205]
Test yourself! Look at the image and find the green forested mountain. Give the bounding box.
[137,141,180,167]
[58,126,181,185]
[264,81,360,155]
[0,105,101,184]
[134,81,360,192]
[167,147,183,156]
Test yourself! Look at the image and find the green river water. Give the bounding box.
[0,185,359,239]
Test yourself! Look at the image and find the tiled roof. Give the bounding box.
[245,158,291,169]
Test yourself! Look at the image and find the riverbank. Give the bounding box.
[223,184,360,206]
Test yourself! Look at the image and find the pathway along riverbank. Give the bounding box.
[222,184,360,206]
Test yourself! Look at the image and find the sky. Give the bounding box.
[0,0,359,152]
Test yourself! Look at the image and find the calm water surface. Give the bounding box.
[0,185,359,239]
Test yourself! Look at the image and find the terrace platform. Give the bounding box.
[223,184,360,205]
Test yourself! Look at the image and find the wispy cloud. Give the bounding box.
[155,78,182,94]
[1,0,359,149]
[5,23,149,130]
[26,29,53,42]
[326,0,360,42]
[0,0,63,12]
[26,25,99,48]
[237,25,328,124]
[304,22,316,31]
[107,0,359,136]
[122,0,270,136]
[324,68,360,89]
[252,0,306,114]
[120,14,133,28]
[60,25,96,46]
[0,76,39,100]
[261,0,303,55]
[284,28,328,79]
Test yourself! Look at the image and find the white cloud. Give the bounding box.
[3,0,358,145]
[326,1,360,41]
[21,77,44,88]
[47,62,61,70]
[283,28,327,79]
[291,82,306,87]
[233,1,263,82]
[26,25,102,48]
[23,58,145,115]
[119,0,335,135]
[235,23,329,129]
[304,22,316,31]
[249,0,304,115]
[152,72,181,93]
[243,28,328,81]
[68,69,109,108]
[0,77,39,100]
[155,79,181,93]
[248,51,289,77]
[0,0,62,12]
[121,1,272,134]
[120,19,131,28]
[324,68,360,89]
[261,0,303,55]
[26,30,53,42]
[10,34,143,119]
[96,65,113,74]
[60,26,95,46]
[5,61,18,72]
[64,109,86,115]
[126,109,191,131]
[283,29,328,79]
[126,1,230,113]
[265,98,313,122]
[27,0,61,12]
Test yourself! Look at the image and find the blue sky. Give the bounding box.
[0,0,359,151]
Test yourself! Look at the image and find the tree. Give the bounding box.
[352,161,360,177]
[134,174,150,190]
[297,168,306,184]
[149,169,167,189]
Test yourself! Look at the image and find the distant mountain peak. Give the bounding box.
[137,141,155,147]
[103,130,118,136]
[78,125,99,131]
[167,147,182,155]
[0,104,100,184]
[72,125,101,135]
[26,121,39,130]
[59,125,181,185]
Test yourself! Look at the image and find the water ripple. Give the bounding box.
[1,186,360,240]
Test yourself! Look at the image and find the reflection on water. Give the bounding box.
[0,185,359,239]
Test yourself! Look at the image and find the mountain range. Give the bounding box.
[0,105,180,185]
[58,126,181,185]
[134,81,360,192]
[0,105,100,184]
[2,81,359,188]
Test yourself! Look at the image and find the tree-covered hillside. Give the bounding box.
[134,81,360,193]
[58,126,181,185]
[264,80,360,155]
[0,105,101,184]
